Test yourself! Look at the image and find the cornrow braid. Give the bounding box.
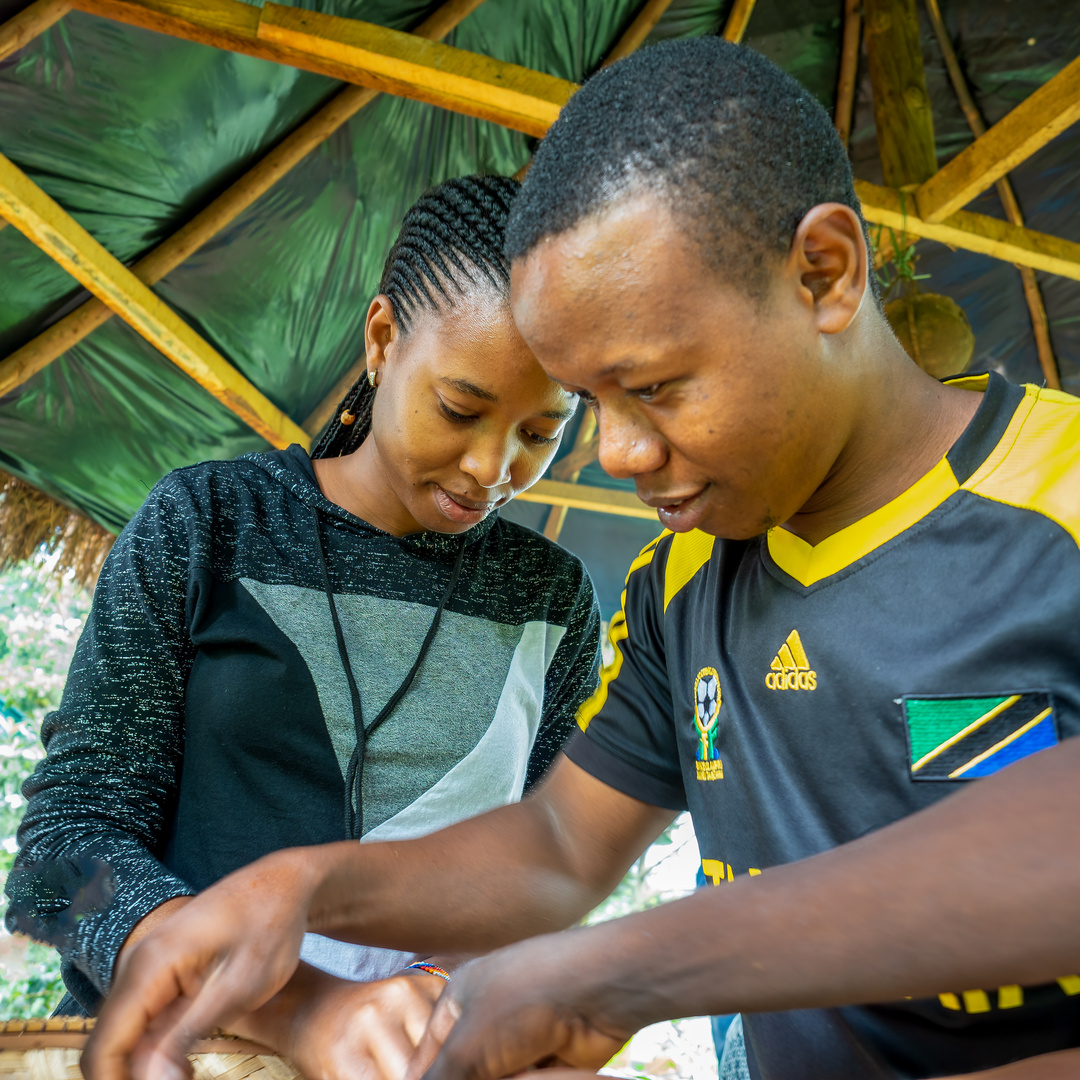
[311,174,521,461]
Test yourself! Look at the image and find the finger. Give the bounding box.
[83,945,197,1080]
[364,1018,421,1080]
[400,983,443,1048]
[131,954,287,1080]
[404,994,461,1080]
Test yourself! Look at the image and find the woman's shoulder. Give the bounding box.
[489,516,595,603]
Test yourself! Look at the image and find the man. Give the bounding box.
[83,38,1080,1080]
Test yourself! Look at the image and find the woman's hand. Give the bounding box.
[84,850,315,1080]
[249,967,447,1080]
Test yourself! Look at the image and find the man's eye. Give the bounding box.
[635,383,663,402]
[439,401,475,423]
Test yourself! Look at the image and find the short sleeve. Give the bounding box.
[564,536,687,810]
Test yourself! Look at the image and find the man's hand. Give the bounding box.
[237,964,447,1080]
[406,937,632,1080]
[84,850,315,1080]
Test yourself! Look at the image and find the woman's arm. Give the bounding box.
[5,476,200,1007]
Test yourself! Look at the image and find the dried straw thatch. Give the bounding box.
[0,472,115,589]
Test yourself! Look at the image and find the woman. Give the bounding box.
[8,176,600,1079]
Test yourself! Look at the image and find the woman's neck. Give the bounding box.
[311,439,426,537]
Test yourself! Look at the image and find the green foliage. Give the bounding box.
[0,558,91,1017]
[0,942,67,1018]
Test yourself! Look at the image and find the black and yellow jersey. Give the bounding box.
[565,372,1080,1080]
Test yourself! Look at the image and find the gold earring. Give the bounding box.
[339,409,356,426]
[367,368,378,389]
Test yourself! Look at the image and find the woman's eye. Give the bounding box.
[439,401,475,424]
[525,430,558,446]
[579,391,598,408]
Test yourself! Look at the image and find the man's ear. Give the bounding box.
[364,295,398,368]
[788,203,868,336]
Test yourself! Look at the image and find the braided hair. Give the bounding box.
[311,174,521,460]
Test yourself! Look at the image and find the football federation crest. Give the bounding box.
[693,666,723,781]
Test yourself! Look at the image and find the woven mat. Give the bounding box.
[0,1019,301,1080]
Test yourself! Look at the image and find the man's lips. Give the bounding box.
[639,488,707,511]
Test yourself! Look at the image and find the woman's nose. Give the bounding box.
[460,434,514,489]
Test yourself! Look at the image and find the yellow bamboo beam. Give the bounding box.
[68,0,1080,283]
[0,0,487,410]
[856,179,1080,282]
[256,4,573,138]
[923,0,1059,388]
[602,0,675,68]
[916,52,1080,224]
[864,0,936,187]
[834,0,862,149]
[518,479,657,521]
[721,0,757,44]
[0,0,70,62]
[543,411,598,541]
[0,152,309,449]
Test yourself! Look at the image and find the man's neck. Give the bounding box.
[783,359,982,548]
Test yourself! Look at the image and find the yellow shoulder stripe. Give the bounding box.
[963,385,1080,549]
[576,533,667,731]
[663,529,716,611]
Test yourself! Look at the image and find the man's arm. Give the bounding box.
[412,737,1080,1079]
[81,758,675,1080]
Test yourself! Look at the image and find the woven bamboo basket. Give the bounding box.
[0,1019,300,1080]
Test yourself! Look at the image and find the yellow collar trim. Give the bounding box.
[767,457,960,587]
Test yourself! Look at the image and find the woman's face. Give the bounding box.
[364,290,578,535]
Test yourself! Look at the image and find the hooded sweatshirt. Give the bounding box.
[8,446,601,1012]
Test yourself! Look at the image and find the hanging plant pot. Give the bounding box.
[885,291,975,380]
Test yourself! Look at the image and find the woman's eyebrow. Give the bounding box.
[441,376,497,402]
[541,405,577,421]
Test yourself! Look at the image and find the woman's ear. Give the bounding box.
[788,203,867,336]
[364,295,398,371]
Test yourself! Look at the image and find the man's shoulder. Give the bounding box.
[963,384,1080,554]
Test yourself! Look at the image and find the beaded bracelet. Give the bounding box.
[405,962,451,982]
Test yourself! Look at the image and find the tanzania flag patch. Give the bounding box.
[904,692,1057,781]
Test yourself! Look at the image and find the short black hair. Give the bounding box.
[313,174,519,460]
[506,37,868,299]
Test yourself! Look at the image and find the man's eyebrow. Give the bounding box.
[441,377,498,403]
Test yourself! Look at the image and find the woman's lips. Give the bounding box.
[434,486,501,524]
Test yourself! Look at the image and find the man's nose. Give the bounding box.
[597,410,667,480]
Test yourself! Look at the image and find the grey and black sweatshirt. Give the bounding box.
[7,445,601,1012]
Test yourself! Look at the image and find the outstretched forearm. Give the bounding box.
[542,738,1080,1033]
[298,758,674,953]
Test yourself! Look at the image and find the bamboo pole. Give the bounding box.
[0,151,310,448]
[835,0,862,149]
[543,410,598,541]
[721,0,757,44]
[0,0,488,402]
[602,0,675,68]
[922,0,1059,389]
[0,0,70,63]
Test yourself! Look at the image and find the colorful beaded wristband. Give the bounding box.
[406,962,451,982]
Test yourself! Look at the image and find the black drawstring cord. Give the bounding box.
[312,508,467,839]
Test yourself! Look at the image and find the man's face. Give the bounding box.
[510,195,852,539]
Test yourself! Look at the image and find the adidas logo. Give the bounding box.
[766,630,817,691]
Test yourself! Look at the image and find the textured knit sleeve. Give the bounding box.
[5,474,202,1006]
[525,560,602,790]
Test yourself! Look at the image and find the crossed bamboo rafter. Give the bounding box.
[0,0,1077,522]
